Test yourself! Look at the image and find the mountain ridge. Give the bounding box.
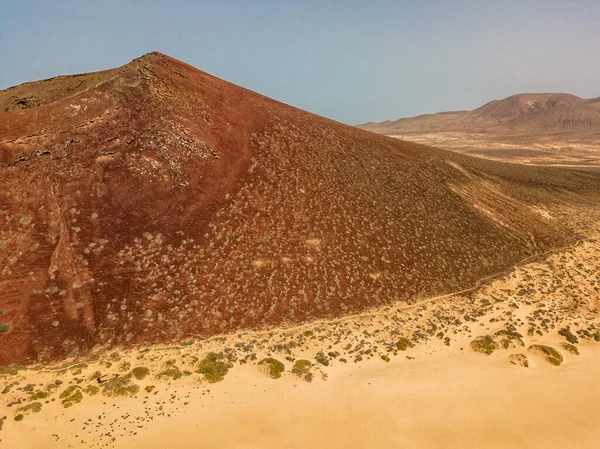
[357,92,600,135]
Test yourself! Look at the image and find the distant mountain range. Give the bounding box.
[358,93,600,136]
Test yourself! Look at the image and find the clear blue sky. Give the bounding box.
[1,0,599,124]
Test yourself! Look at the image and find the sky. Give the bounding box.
[1,0,599,124]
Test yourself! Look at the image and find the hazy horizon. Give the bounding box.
[1,0,599,124]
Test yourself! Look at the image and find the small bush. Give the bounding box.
[157,362,182,380]
[259,358,285,379]
[17,402,42,414]
[30,390,49,400]
[558,327,579,344]
[395,338,414,351]
[196,352,233,383]
[559,342,579,355]
[120,361,132,372]
[102,374,140,397]
[132,366,150,380]
[508,353,529,368]
[292,360,313,382]
[84,385,99,396]
[145,385,155,393]
[470,335,498,355]
[529,345,563,366]
[495,330,524,348]
[60,386,83,408]
[315,351,329,366]
[381,355,390,362]
[0,323,11,333]
[14,414,24,421]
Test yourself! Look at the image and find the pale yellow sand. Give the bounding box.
[129,348,600,449]
[5,344,600,449]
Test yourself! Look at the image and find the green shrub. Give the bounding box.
[157,361,182,380]
[560,342,579,355]
[89,370,103,381]
[291,360,313,382]
[315,351,329,366]
[30,390,49,400]
[132,366,150,380]
[195,352,233,383]
[84,385,99,395]
[470,335,498,355]
[258,358,285,379]
[14,414,24,421]
[17,402,42,414]
[60,386,83,407]
[558,327,579,344]
[381,355,391,362]
[495,330,524,348]
[0,323,11,333]
[395,338,414,351]
[102,374,140,397]
[529,345,563,366]
[508,353,529,368]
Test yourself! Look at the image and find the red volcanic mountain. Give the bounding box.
[1,53,599,365]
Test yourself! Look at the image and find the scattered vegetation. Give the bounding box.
[495,330,524,348]
[157,362,182,380]
[314,351,329,366]
[470,335,499,355]
[381,355,390,362]
[0,323,11,333]
[291,360,313,382]
[529,345,563,366]
[196,352,233,383]
[29,390,49,400]
[101,374,140,397]
[395,338,413,351]
[560,342,579,355]
[558,327,579,344]
[17,402,42,414]
[132,366,150,380]
[60,385,83,408]
[258,358,285,379]
[508,354,529,368]
[84,385,100,395]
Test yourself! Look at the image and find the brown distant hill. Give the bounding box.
[358,93,600,135]
[1,54,599,365]
[357,93,600,165]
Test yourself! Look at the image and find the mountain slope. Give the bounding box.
[1,53,599,365]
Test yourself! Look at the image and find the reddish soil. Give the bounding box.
[1,53,600,365]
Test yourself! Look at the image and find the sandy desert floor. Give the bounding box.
[2,230,600,448]
[389,132,600,167]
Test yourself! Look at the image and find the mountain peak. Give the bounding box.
[1,56,599,365]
